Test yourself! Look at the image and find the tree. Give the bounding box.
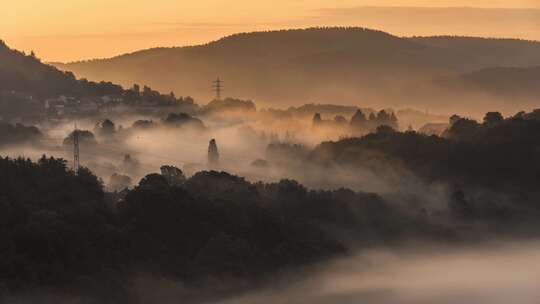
[312,113,322,126]
[63,130,97,146]
[350,110,367,129]
[163,113,205,129]
[389,112,399,129]
[160,165,186,186]
[377,110,391,123]
[96,119,116,138]
[483,112,504,126]
[0,122,43,147]
[122,154,141,177]
[376,125,395,135]
[513,111,526,120]
[132,120,155,129]
[447,118,480,140]
[526,109,540,120]
[334,115,347,125]
[449,114,461,125]
[108,173,132,192]
[208,139,220,168]
[138,173,170,190]
[133,84,140,95]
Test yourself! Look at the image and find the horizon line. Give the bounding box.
[46,26,540,65]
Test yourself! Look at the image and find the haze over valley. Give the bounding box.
[2,2,540,303]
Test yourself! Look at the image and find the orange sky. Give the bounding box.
[2,0,539,62]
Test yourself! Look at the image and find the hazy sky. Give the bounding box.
[2,0,539,62]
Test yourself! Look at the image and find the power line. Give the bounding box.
[37,133,210,177]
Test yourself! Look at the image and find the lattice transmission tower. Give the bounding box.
[212,78,223,100]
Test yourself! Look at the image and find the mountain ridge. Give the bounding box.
[51,27,540,114]
[55,30,540,66]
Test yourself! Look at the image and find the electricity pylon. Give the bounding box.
[212,78,223,100]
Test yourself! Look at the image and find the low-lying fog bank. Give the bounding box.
[6,241,539,304]
[216,241,540,304]
[0,109,442,194]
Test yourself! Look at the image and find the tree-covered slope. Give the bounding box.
[54,28,540,111]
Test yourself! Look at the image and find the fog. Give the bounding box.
[7,241,538,304]
[211,241,540,304]
[1,237,537,304]
[4,107,540,304]
[0,107,448,196]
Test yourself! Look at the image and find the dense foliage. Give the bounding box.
[162,112,205,129]
[0,122,42,147]
[203,98,256,113]
[1,156,426,297]
[0,40,122,98]
[312,111,540,223]
[0,157,108,290]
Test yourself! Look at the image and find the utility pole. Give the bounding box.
[212,78,223,100]
[73,121,80,174]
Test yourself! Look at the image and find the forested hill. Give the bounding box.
[0,40,81,97]
[409,36,540,71]
[54,28,540,112]
[459,66,540,96]
[0,40,125,98]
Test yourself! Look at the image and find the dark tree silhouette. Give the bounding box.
[208,139,220,168]
[483,112,504,126]
[350,109,367,130]
[312,113,323,126]
[63,129,97,146]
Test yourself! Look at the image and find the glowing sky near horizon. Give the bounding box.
[2,0,539,62]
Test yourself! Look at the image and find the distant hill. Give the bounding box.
[0,39,123,98]
[53,28,540,113]
[0,40,80,97]
[409,36,540,71]
[459,66,540,96]
[0,40,201,121]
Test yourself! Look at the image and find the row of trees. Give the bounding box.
[313,109,399,132]
[445,110,540,141]
[122,84,197,108]
[350,109,399,131]
[0,122,42,147]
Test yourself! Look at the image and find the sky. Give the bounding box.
[2,0,539,62]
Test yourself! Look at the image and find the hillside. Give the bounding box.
[0,40,81,97]
[459,66,540,96]
[0,39,125,98]
[410,36,540,71]
[54,28,540,113]
[0,40,205,122]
